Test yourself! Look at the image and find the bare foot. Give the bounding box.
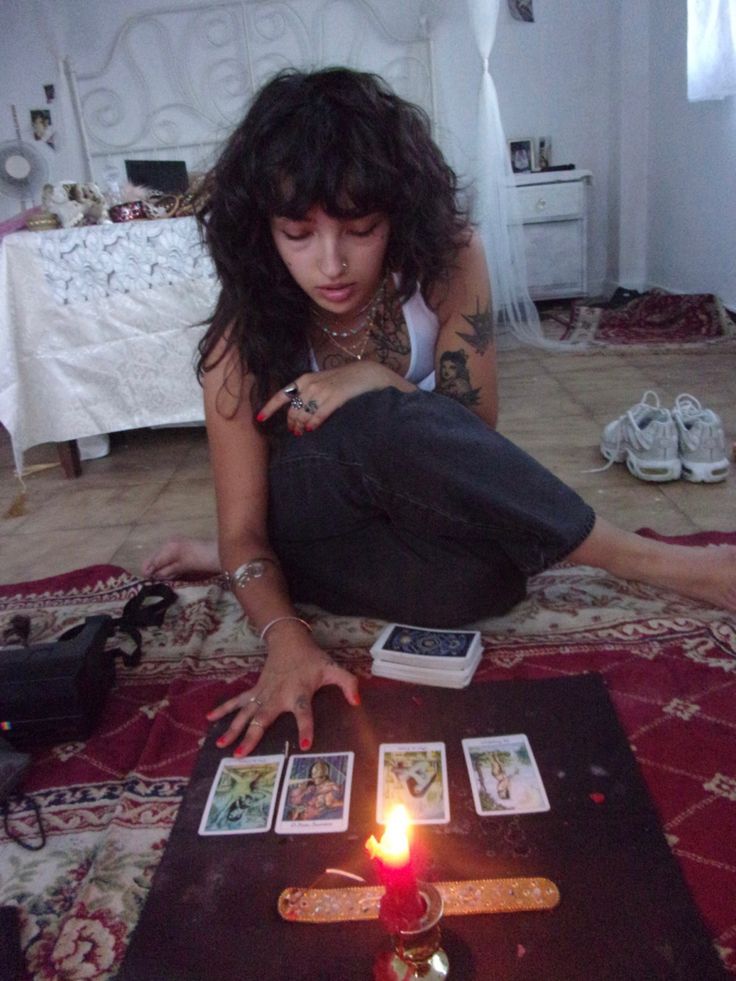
[142,537,220,580]
[660,544,736,612]
[570,517,736,612]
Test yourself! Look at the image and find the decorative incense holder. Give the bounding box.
[278,876,560,922]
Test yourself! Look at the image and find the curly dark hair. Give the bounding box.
[196,66,470,412]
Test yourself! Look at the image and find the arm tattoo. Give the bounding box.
[435,349,481,407]
[295,694,309,712]
[456,298,495,354]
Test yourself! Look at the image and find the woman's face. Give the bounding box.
[270,205,390,320]
[440,358,458,382]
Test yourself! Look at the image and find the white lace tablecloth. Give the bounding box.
[0,216,217,473]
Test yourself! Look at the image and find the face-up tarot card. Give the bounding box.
[275,752,354,834]
[377,742,450,825]
[198,755,285,835]
[462,734,550,816]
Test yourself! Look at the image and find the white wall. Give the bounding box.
[490,0,735,307]
[646,0,736,309]
[491,0,617,296]
[0,0,83,210]
[0,0,441,220]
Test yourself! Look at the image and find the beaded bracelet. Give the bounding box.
[260,616,312,641]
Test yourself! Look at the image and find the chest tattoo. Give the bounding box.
[368,293,410,372]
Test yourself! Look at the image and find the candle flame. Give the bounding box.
[366,804,412,868]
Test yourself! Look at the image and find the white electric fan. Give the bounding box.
[0,106,49,211]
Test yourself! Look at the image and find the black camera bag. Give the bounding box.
[0,583,176,747]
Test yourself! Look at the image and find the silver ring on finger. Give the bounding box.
[249,718,265,730]
[283,383,299,397]
[304,399,318,414]
[247,696,263,707]
[290,396,305,410]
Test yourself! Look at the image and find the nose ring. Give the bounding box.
[341,260,348,272]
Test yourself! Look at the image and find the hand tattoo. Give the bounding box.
[455,298,495,354]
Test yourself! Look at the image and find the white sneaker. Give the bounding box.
[599,390,681,482]
[672,394,730,483]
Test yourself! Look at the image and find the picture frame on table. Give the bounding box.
[509,138,535,174]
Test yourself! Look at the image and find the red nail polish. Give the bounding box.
[234,747,245,758]
[256,412,265,422]
[353,693,361,706]
[300,738,310,751]
[216,738,225,748]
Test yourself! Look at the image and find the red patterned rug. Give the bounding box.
[542,289,736,348]
[1,536,735,978]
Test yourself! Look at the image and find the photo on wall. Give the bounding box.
[30,109,55,150]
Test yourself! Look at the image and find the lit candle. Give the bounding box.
[366,804,425,932]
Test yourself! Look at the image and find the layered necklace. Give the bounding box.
[312,275,387,362]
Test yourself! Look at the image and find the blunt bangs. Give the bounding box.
[265,148,397,222]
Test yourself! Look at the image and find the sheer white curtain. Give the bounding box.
[688,0,736,101]
[465,0,545,347]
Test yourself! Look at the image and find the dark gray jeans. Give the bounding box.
[267,388,595,627]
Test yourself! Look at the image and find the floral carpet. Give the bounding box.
[1,534,735,978]
[542,290,736,349]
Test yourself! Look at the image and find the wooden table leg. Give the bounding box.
[57,440,82,478]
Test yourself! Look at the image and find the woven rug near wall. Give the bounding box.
[0,537,735,979]
[542,289,736,348]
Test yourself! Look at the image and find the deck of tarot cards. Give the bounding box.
[370,623,483,689]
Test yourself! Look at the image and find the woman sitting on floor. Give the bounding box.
[144,67,736,757]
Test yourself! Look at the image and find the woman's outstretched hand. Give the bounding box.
[207,628,361,756]
[257,363,414,435]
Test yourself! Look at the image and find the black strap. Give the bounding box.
[57,582,177,668]
[105,622,144,669]
[118,582,177,628]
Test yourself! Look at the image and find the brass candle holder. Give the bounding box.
[374,881,449,981]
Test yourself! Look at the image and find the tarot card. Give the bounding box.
[462,734,550,816]
[198,755,285,835]
[371,649,481,689]
[370,623,481,671]
[377,742,450,825]
[275,752,354,834]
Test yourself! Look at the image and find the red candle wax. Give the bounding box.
[366,805,425,932]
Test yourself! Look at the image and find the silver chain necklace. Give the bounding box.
[325,327,374,362]
[313,276,387,339]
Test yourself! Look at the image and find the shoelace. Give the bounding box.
[583,390,662,474]
[673,393,703,420]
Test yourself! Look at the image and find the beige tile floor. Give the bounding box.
[1,342,734,585]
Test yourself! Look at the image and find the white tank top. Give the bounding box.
[309,282,439,390]
[401,282,439,390]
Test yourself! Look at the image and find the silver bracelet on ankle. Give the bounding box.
[224,557,275,591]
[260,616,312,641]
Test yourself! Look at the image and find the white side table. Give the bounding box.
[513,169,592,300]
